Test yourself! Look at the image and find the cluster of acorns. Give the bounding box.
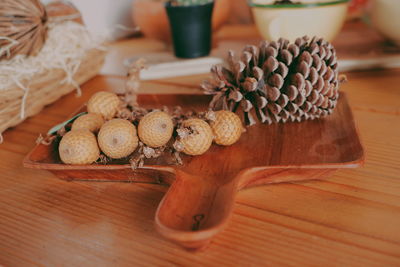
[58,91,244,166]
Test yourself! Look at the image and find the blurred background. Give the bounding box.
[38,0,400,78]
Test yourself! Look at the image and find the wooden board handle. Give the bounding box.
[154,167,339,250]
[155,170,237,250]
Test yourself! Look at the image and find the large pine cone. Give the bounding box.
[202,36,341,126]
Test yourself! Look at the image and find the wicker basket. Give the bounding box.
[0,48,105,136]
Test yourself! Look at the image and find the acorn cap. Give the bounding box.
[210,110,243,146]
[98,119,139,159]
[59,130,100,165]
[87,91,121,120]
[138,111,174,148]
[71,113,104,133]
[179,118,213,156]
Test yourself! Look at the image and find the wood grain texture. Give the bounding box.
[1,28,400,265]
[23,93,363,250]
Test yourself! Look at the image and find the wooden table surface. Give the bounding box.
[1,25,400,266]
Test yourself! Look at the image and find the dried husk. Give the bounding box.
[0,0,48,60]
[0,0,83,61]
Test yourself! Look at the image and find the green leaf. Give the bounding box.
[47,112,87,135]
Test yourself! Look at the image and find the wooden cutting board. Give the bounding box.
[23,93,364,250]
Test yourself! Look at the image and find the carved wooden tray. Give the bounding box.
[23,93,364,251]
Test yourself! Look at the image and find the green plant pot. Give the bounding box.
[165,2,214,58]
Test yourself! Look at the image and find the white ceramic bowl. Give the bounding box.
[370,0,400,45]
[249,0,349,42]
